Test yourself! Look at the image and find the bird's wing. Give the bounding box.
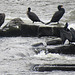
[51,11,64,22]
[27,12,40,21]
[70,28,75,39]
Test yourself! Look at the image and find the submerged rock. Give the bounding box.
[33,43,75,54]
[46,38,62,45]
[32,64,75,71]
[47,44,75,54]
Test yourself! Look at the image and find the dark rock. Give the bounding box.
[32,42,44,54]
[1,18,24,37]
[39,26,63,37]
[0,13,5,27]
[33,64,75,71]
[21,24,39,37]
[0,18,65,37]
[47,38,62,45]
[0,30,5,37]
[39,27,53,36]
[33,43,75,54]
[53,27,63,37]
[47,44,75,54]
[4,27,21,37]
[3,18,24,29]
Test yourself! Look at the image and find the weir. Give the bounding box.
[0,18,65,37]
[32,64,75,71]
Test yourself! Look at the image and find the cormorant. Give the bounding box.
[0,13,5,27]
[46,5,65,25]
[60,23,72,44]
[27,7,45,24]
[64,22,70,31]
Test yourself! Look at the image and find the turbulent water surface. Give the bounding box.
[0,0,75,75]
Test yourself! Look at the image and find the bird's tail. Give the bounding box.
[40,20,45,24]
[45,21,51,25]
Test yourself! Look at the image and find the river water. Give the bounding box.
[0,0,75,75]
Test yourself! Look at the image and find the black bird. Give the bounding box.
[60,23,72,44]
[46,5,65,25]
[0,13,5,27]
[27,7,45,24]
[64,22,70,31]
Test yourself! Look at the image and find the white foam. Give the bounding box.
[68,23,75,29]
[34,50,75,61]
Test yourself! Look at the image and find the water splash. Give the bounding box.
[34,50,75,61]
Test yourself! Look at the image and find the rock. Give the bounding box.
[39,26,63,37]
[39,27,53,36]
[46,38,62,45]
[1,18,23,37]
[33,43,75,54]
[21,24,64,37]
[47,44,75,54]
[4,27,21,37]
[21,24,39,37]
[32,42,45,54]
[0,29,5,37]
[0,18,65,37]
[3,18,24,29]
[32,64,75,71]
[0,13,5,27]
[32,42,44,47]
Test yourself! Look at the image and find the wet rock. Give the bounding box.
[32,42,44,47]
[0,18,65,37]
[32,42,45,54]
[0,13,5,27]
[3,18,24,29]
[39,26,63,37]
[33,64,75,71]
[4,27,21,37]
[0,30,5,37]
[1,18,23,37]
[46,38,62,45]
[33,43,75,54]
[21,24,39,37]
[39,27,53,36]
[20,24,64,37]
[47,44,75,54]
[0,27,21,37]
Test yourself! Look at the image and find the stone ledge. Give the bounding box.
[32,64,75,71]
[0,18,64,37]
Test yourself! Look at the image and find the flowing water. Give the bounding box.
[0,0,75,75]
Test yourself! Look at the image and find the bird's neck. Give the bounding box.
[28,10,30,12]
[60,8,65,13]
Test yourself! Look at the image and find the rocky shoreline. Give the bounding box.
[1,18,75,55]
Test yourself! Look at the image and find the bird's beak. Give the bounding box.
[61,5,63,8]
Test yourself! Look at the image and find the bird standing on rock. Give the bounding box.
[27,7,45,24]
[46,5,65,25]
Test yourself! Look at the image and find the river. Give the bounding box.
[0,0,75,75]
